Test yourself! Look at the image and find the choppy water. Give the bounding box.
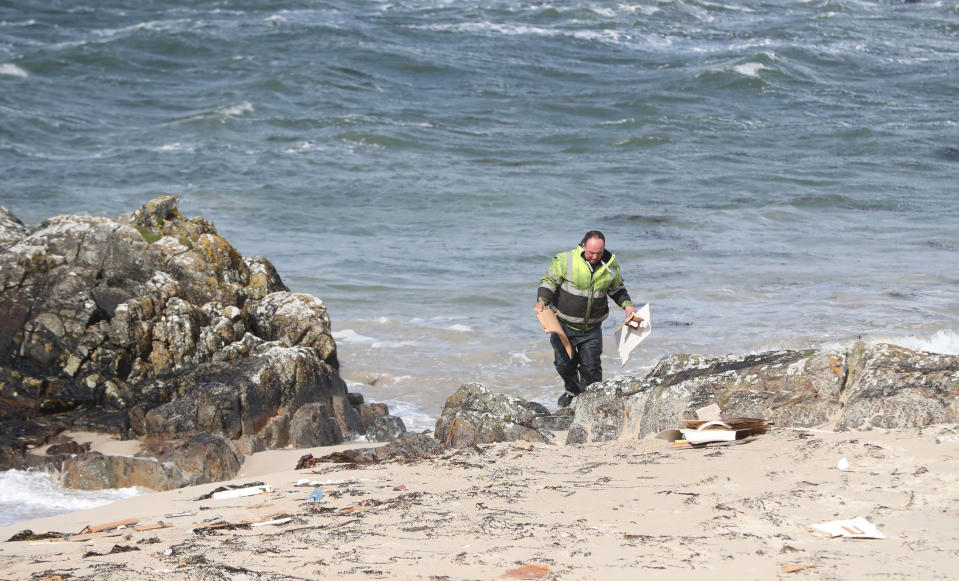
[2,0,958,525]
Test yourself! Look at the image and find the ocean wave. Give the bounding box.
[332,329,378,344]
[731,61,768,77]
[0,63,28,78]
[379,399,436,432]
[334,131,416,149]
[788,193,903,213]
[875,329,959,356]
[220,102,254,119]
[611,135,670,147]
[282,140,319,154]
[0,470,141,528]
[403,20,630,46]
[154,142,195,153]
[91,18,198,40]
[168,102,254,126]
[0,19,37,27]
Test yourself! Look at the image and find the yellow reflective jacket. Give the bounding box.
[537,246,632,330]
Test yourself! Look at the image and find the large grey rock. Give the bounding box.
[139,336,364,448]
[838,342,959,430]
[289,402,344,448]
[366,415,407,442]
[568,343,959,443]
[351,399,406,442]
[569,349,844,443]
[61,433,242,491]
[248,292,338,367]
[434,383,552,448]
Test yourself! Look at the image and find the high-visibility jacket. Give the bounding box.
[537,246,633,331]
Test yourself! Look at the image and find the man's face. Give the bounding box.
[583,238,605,265]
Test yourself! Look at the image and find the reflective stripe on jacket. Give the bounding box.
[537,246,632,330]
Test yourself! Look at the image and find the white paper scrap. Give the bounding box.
[616,303,651,366]
[810,517,886,539]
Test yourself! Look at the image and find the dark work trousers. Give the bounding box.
[550,321,603,395]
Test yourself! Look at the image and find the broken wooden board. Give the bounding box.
[681,417,771,432]
[536,308,572,358]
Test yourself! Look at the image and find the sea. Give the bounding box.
[1,0,958,527]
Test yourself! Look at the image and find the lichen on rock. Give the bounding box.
[567,342,959,443]
[0,198,400,490]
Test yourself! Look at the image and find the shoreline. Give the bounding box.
[2,425,957,580]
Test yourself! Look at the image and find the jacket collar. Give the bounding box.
[575,246,615,271]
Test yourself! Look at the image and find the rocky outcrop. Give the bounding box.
[434,383,552,448]
[350,393,407,442]
[838,342,959,430]
[297,433,446,467]
[0,206,28,247]
[61,433,242,491]
[567,342,959,443]
[0,198,400,489]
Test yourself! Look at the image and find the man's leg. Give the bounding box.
[551,332,584,396]
[575,325,604,388]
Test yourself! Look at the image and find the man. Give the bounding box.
[535,231,637,408]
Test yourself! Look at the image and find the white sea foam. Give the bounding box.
[169,101,254,126]
[587,6,617,18]
[155,142,195,153]
[602,118,638,126]
[332,329,378,344]
[0,19,37,27]
[383,401,436,433]
[92,18,193,39]
[406,21,628,45]
[220,101,254,119]
[282,141,317,153]
[0,63,28,78]
[0,470,142,528]
[448,324,473,332]
[874,329,959,356]
[732,62,767,77]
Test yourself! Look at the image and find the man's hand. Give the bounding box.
[535,302,547,313]
[625,305,638,318]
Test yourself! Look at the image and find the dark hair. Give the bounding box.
[580,230,605,246]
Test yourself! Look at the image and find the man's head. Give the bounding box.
[580,230,606,265]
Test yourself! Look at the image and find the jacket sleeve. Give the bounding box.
[607,261,633,308]
[537,253,565,305]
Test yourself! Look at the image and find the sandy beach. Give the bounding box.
[0,425,957,581]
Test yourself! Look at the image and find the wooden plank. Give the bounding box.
[134,523,173,532]
[781,563,816,573]
[80,518,140,534]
